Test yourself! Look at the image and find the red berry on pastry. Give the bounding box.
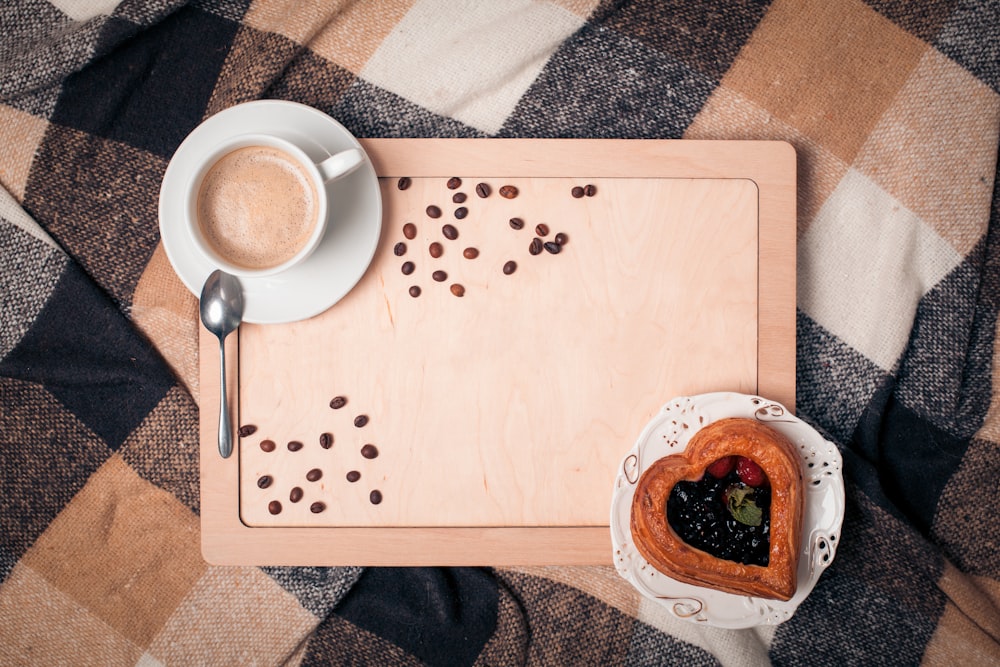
[706,455,737,479]
[736,456,766,487]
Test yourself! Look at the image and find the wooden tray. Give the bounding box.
[199,139,796,565]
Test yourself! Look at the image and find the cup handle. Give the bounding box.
[316,148,364,183]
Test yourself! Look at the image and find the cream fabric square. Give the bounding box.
[798,168,963,371]
[360,0,584,134]
[48,0,123,21]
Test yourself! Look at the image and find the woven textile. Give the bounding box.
[1,0,998,664]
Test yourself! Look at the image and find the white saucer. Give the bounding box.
[610,392,846,628]
[159,100,382,324]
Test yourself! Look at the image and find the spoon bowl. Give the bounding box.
[200,269,245,458]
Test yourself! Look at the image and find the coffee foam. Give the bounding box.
[197,145,319,270]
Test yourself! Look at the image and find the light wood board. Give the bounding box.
[200,139,796,565]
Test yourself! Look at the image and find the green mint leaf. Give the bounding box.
[726,485,763,527]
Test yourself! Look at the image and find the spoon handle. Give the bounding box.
[218,337,233,458]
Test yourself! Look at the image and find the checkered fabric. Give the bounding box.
[1,0,998,664]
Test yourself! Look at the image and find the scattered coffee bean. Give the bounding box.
[394,242,407,256]
[397,177,411,190]
[268,500,282,515]
[509,217,525,230]
[544,241,562,254]
[346,470,361,482]
[585,184,597,196]
[409,285,421,298]
[361,444,379,459]
[306,468,323,482]
[354,415,369,428]
[432,270,448,282]
[310,501,326,514]
[454,207,468,219]
[290,486,304,503]
[476,182,491,198]
[287,440,304,452]
[429,242,443,258]
[401,261,415,275]
[529,238,543,255]
[499,185,518,199]
[403,222,417,239]
[370,490,383,505]
[450,283,466,297]
[330,396,347,409]
[238,424,257,437]
[535,223,549,237]
[571,186,584,198]
[426,205,442,218]
[452,192,467,204]
[320,432,334,449]
[503,260,517,275]
[463,247,479,259]
[554,232,568,245]
[257,475,272,489]
[442,224,458,240]
[447,177,462,189]
[260,439,276,452]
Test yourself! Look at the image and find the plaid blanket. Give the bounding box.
[1,0,998,664]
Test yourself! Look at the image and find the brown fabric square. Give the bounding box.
[923,564,1000,665]
[854,49,1000,256]
[0,104,47,202]
[264,48,357,115]
[21,455,206,648]
[722,0,928,164]
[206,24,302,116]
[309,0,414,74]
[244,0,356,47]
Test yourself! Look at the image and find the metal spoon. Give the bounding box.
[199,269,244,458]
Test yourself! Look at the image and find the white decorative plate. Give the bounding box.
[610,392,845,628]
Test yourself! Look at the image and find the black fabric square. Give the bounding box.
[864,0,959,43]
[265,48,357,115]
[50,6,239,158]
[934,0,1000,94]
[332,567,498,667]
[262,565,363,618]
[0,261,174,450]
[333,79,485,139]
[498,22,715,139]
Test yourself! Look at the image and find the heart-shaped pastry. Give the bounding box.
[630,417,804,600]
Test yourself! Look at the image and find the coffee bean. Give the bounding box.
[454,207,468,219]
[310,501,326,514]
[370,490,383,505]
[535,223,549,237]
[361,444,379,459]
[394,242,407,256]
[397,177,411,190]
[509,217,525,230]
[450,283,465,297]
[268,500,282,515]
[462,247,479,259]
[499,185,518,199]
[585,184,597,196]
[554,232,568,245]
[238,424,257,437]
[320,432,334,449]
[426,205,442,218]
[401,261,415,275]
[452,192,467,204]
[571,186,584,198]
[529,238,543,255]
[306,468,323,482]
[476,182,490,198]
[409,285,421,297]
[257,475,272,489]
[442,224,458,240]
[429,242,443,258]
[403,222,417,239]
[544,241,562,254]
[287,440,303,452]
[447,177,462,189]
[290,487,304,503]
[346,470,361,482]
[432,270,448,282]
[503,260,517,275]
[354,415,369,428]
[330,396,347,409]
[260,439,276,452]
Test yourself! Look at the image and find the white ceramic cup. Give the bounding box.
[185,133,364,278]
